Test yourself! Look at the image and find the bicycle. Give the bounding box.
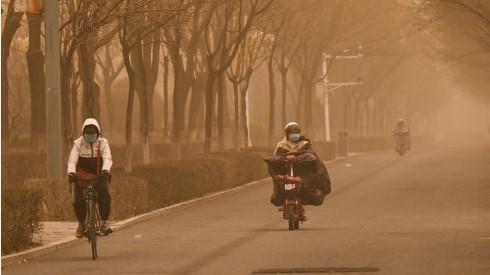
[70,174,102,260]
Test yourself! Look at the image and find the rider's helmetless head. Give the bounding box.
[285,122,301,142]
[82,118,100,144]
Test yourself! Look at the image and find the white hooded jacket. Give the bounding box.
[67,118,113,174]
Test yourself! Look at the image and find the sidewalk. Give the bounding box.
[34,222,79,246]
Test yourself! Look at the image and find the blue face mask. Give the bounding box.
[288,134,301,142]
[83,133,98,144]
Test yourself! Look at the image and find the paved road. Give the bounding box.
[4,145,490,274]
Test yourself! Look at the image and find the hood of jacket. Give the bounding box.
[82,118,101,134]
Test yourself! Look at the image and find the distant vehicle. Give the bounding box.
[393,119,410,156]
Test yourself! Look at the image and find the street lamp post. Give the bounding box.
[44,0,63,178]
[322,48,363,142]
[322,57,331,142]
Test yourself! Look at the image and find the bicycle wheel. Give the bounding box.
[287,205,295,231]
[88,199,98,260]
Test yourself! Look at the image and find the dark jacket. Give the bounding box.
[270,136,331,195]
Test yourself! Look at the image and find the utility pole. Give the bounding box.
[44,0,63,178]
[322,58,332,142]
[322,46,363,142]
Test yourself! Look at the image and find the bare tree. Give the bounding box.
[202,0,274,153]
[95,42,124,137]
[1,0,23,148]
[226,30,266,149]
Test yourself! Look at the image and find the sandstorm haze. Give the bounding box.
[2,1,490,273]
[1,0,489,160]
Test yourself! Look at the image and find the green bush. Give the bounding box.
[22,179,73,221]
[1,152,46,188]
[130,158,225,210]
[130,151,268,210]
[203,151,268,186]
[22,174,150,221]
[110,174,150,220]
[111,142,204,168]
[1,188,42,255]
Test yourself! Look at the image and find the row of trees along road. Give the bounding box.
[5,0,479,172]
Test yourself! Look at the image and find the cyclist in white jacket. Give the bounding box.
[67,118,113,238]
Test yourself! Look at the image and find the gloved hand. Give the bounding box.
[273,175,286,181]
[101,170,111,183]
[286,176,301,183]
[68,172,77,183]
[285,154,296,162]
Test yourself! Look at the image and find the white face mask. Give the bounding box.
[83,133,98,143]
[288,134,300,142]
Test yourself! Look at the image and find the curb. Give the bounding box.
[2,156,346,267]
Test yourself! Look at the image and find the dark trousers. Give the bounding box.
[73,180,111,223]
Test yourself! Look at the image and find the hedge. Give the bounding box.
[243,141,337,161]
[111,142,203,168]
[1,151,46,188]
[14,151,267,222]
[2,188,42,255]
[129,151,268,210]
[22,174,150,221]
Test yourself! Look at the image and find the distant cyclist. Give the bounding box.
[67,118,113,238]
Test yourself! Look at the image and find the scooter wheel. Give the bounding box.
[287,205,295,231]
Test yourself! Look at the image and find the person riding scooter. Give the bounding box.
[269,122,331,207]
[393,118,411,153]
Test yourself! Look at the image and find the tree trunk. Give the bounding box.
[304,83,313,134]
[188,74,205,143]
[217,72,225,151]
[139,30,159,145]
[122,45,135,172]
[26,13,46,150]
[280,69,288,128]
[78,39,100,120]
[170,31,186,145]
[240,81,251,148]
[134,40,150,164]
[1,2,23,146]
[163,55,169,139]
[204,73,217,153]
[103,80,114,137]
[267,59,276,147]
[296,77,305,123]
[61,58,74,145]
[71,75,79,138]
[232,81,240,150]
